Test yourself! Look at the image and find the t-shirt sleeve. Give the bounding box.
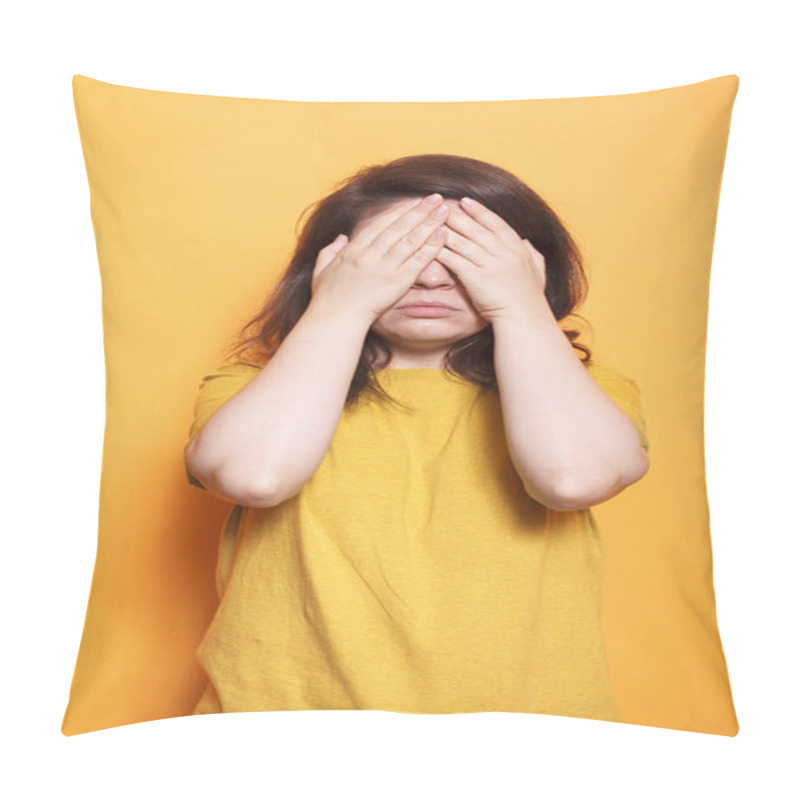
[185,361,264,490]
[584,362,650,453]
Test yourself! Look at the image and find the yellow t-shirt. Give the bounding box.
[186,361,649,721]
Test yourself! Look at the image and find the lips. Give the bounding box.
[398,302,456,310]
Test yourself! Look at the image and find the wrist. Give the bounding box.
[490,299,557,330]
[304,296,375,336]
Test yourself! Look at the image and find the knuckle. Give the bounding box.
[386,220,403,236]
[402,233,419,249]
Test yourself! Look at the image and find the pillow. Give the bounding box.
[62,74,739,736]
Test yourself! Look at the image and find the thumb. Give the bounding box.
[314,234,349,279]
[523,239,547,288]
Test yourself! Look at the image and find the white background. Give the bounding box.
[4,0,797,797]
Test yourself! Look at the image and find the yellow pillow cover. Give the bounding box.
[62,74,739,736]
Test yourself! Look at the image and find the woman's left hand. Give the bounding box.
[436,197,549,323]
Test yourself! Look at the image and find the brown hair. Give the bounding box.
[223,153,593,407]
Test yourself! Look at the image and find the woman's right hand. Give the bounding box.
[309,193,451,324]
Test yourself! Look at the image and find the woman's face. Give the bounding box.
[352,197,490,367]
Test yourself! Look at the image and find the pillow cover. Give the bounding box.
[62,74,739,736]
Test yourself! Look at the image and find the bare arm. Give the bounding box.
[184,301,372,507]
[493,305,649,511]
[436,196,648,512]
[185,193,451,507]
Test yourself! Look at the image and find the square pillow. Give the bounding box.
[62,74,739,736]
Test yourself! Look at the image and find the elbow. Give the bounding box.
[535,483,597,512]
[549,482,605,512]
[217,468,289,509]
[526,456,649,512]
[523,476,590,512]
[632,447,650,482]
[184,435,303,509]
[529,477,608,512]
[241,479,290,509]
[525,443,651,512]
[186,455,289,509]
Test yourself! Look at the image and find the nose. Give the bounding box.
[413,258,456,288]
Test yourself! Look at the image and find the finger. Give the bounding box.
[322,233,348,253]
[445,207,505,255]
[523,238,546,269]
[457,197,522,249]
[399,225,449,273]
[441,225,492,268]
[384,210,451,268]
[523,240,547,287]
[366,195,449,255]
[434,244,478,276]
[321,233,348,254]
[523,238,543,260]
[350,197,424,247]
[314,234,348,276]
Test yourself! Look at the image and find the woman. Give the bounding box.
[184,154,650,721]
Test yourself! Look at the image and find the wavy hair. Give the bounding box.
[222,153,593,408]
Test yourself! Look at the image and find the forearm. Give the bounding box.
[492,304,648,510]
[187,298,372,506]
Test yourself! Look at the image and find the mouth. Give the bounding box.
[397,302,458,310]
[397,303,459,317]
